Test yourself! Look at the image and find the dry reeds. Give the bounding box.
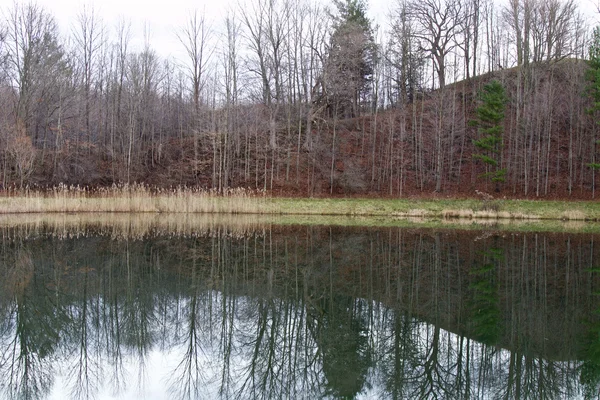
[0,184,272,214]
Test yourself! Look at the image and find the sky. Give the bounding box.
[5,0,391,60]
[3,0,599,62]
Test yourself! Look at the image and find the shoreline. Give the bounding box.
[0,189,599,221]
[0,212,599,235]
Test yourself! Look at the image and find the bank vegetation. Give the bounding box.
[1,185,600,221]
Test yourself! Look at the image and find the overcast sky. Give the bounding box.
[11,0,384,62]
[1,0,413,60]
[4,0,600,61]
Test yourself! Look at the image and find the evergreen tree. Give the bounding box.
[471,80,508,191]
[587,26,600,116]
[586,26,600,176]
[324,0,376,118]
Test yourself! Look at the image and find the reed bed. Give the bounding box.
[1,185,600,222]
[0,184,274,214]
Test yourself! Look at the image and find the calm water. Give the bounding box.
[1,220,600,399]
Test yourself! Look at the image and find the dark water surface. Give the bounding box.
[1,221,600,399]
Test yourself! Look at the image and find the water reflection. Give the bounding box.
[0,221,598,399]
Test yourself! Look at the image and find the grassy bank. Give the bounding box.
[268,197,600,220]
[2,212,600,237]
[1,186,600,221]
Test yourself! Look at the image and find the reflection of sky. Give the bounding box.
[41,294,379,399]
[50,350,172,400]
[49,351,380,400]
[29,292,580,400]
[0,224,597,398]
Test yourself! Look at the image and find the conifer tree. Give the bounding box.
[586,26,600,176]
[325,0,376,117]
[471,80,508,191]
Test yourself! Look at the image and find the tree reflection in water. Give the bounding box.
[0,247,61,400]
[0,224,597,399]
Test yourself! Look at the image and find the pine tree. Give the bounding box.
[325,0,376,118]
[587,26,600,116]
[586,26,600,177]
[471,80,508,192]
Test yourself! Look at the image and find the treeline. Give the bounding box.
[0,0,596,197]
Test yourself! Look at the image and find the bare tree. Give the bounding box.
[408,0,463,89]
[503,0,581,66]
[0,21,8,82]
[72,5,104,145]
[539,0,579,62]
[107,18,132,181]
[177,9,214,182]
[177,9,213,115]
[300,1,329,153]
[388,0,425,105]
[218,12,242,189]
[6,121,36,187]
[503,0,535,66]
[457,0,480,79]
[239,0,292,153]
[5,3,66,138]
[239,0,272,106]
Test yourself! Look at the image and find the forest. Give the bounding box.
[0,0,598,198]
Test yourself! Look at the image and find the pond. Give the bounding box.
[0,214,599,399]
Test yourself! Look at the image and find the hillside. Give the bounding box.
[5,59,594,200]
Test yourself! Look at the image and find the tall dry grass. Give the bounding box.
[0,184,274,214]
